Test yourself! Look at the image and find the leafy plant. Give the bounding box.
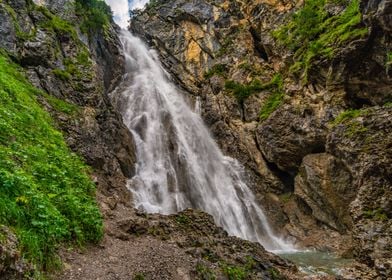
[0,54,102,272]
[75,0,112,33]
[221,263,248,280]
[204,64,227,79]
[196,263,216,280]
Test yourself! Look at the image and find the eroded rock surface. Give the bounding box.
[131,0,392,278]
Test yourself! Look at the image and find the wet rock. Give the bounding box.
[0,4,17,56]
[256,106,327,174]
[327,106,392,277]
[294,153,354,232]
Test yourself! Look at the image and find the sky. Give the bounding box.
[104,0,149,28]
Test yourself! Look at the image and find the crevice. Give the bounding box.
[249,27,269,62]
[254,135,295,192]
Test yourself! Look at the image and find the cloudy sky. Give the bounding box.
[105,0,149,28]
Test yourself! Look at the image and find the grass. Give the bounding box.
[52,69,72,81]
[35,5,78,41]
[175,214,191,225]
[225,74,283,103]
[204,64,227,79]
[40,92,79,115]
[0,54,102,272]
[221,263,248,280]
[3,3,36,41]
[225,73,285,120]
[196,263,216,280]
[331,109,362,125]
[363,209,388,221]
[273,0,368,82]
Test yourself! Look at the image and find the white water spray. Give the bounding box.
[112,30,294,252]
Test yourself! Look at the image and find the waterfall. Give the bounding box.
[112,30,294,252]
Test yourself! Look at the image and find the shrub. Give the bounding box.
[0,54,102,272]
[75,0,112,33]
[204,64,227,79]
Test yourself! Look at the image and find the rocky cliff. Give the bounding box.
[131,0,392,278]
[0,0,303,279]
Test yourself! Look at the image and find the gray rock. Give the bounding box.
[294,153,354,232]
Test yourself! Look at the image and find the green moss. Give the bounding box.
[273,0,368,82]
[363,209,388,221]
[279,193,293,203]
[344,121,368,137]
[267,267,283,280]
[225,74,283,104]
[331,109,362,125]
[0,54,102,272]
[52,69,71,81]
[133,273,145,280]
[384,102,392,108]
[3,3,36,41]
[40,92,79,115]
[221,263,248,280]
[259,91,284,121]
[196,263,216,280]
[204,64,227,79]
[36,6,78,41]
[175,214,191,225]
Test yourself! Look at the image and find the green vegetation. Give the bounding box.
[133,273,146,280]
[267,267,283,280]
[0,54,102,272]
[331,109,369,137]
[3,3,36,41]
[387,51,392,72]
[75,0,112,33]
[52,69,71,81]
[35,5,78,41]
[225,74,283,103]
[273,0,368,82]
[225,74,284,120]
[221,264,248,280]
[279,193,293,203]
[40,92,79,115]
[204,64,227,79]
[331,109,362,125]
[258,74,284,121]
[175,214,191,225]
[196,263,216,280]
[363,209,388,221]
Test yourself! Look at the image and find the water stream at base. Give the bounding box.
[111,30,294,253]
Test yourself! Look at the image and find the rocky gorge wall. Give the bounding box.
[0,1,301,279]
[131,0,392,278]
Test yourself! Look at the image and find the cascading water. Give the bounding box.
[112,30,294,252]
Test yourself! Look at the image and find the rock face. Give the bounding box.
[327,107,392,277]
[131,0,392,277]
